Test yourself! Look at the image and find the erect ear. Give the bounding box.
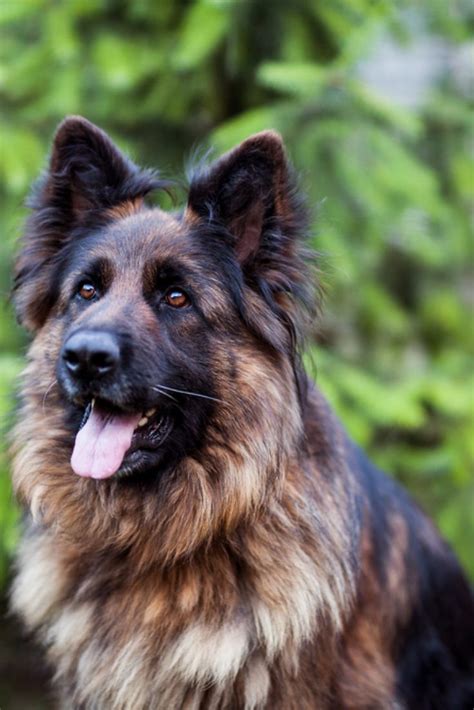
[43,115,159,220]
[186,132,312,353]
[14,116,161,331]
[186,131,298,265]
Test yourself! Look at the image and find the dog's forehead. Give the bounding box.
[98,208,190,261]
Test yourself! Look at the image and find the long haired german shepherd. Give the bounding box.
[10,117,474,709]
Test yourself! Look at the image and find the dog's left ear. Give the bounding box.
[187,131,301,265]
[187,132,312,352]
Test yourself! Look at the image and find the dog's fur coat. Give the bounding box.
[10,117,474,709]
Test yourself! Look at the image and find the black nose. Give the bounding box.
[62,331,120,380]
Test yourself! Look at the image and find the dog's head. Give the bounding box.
[12,117,314,560]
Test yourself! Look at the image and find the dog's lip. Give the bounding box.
[129,413,173,451]
[116,417,174,478]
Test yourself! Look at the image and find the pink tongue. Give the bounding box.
[71,404,141,479]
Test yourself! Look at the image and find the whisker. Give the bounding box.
[154,384,223,404]
[151,386,178,403]
[42,379,57,413]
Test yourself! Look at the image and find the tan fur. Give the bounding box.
[105,197,144,220]
[335,512,413,708]
[12,322,355,707]
[10,119,473,710]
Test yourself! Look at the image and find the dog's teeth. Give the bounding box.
[91,398,95,407]
[138,416,148,427]
[145,408,156,417]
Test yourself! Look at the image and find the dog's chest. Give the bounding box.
[13,535,273,709]
[49,596,271,709]
[12,515,341,709]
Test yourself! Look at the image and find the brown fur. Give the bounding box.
[10,117,474,709]
[12,323,354,707]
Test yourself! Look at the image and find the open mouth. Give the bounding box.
[70,398,172,480]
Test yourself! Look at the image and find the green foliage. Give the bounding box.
[0,0,472,580]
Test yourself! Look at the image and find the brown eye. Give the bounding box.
[164,288,190,308]
[78,283,96,300]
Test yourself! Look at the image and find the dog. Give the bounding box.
[10,116,474,709]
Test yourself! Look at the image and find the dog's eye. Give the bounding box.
[78,283,97,301]
[164,288,190,309]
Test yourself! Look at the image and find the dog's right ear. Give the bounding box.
[46,116,160,218]
[13,116,160,331]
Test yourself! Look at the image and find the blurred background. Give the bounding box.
[0,0,473,706]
